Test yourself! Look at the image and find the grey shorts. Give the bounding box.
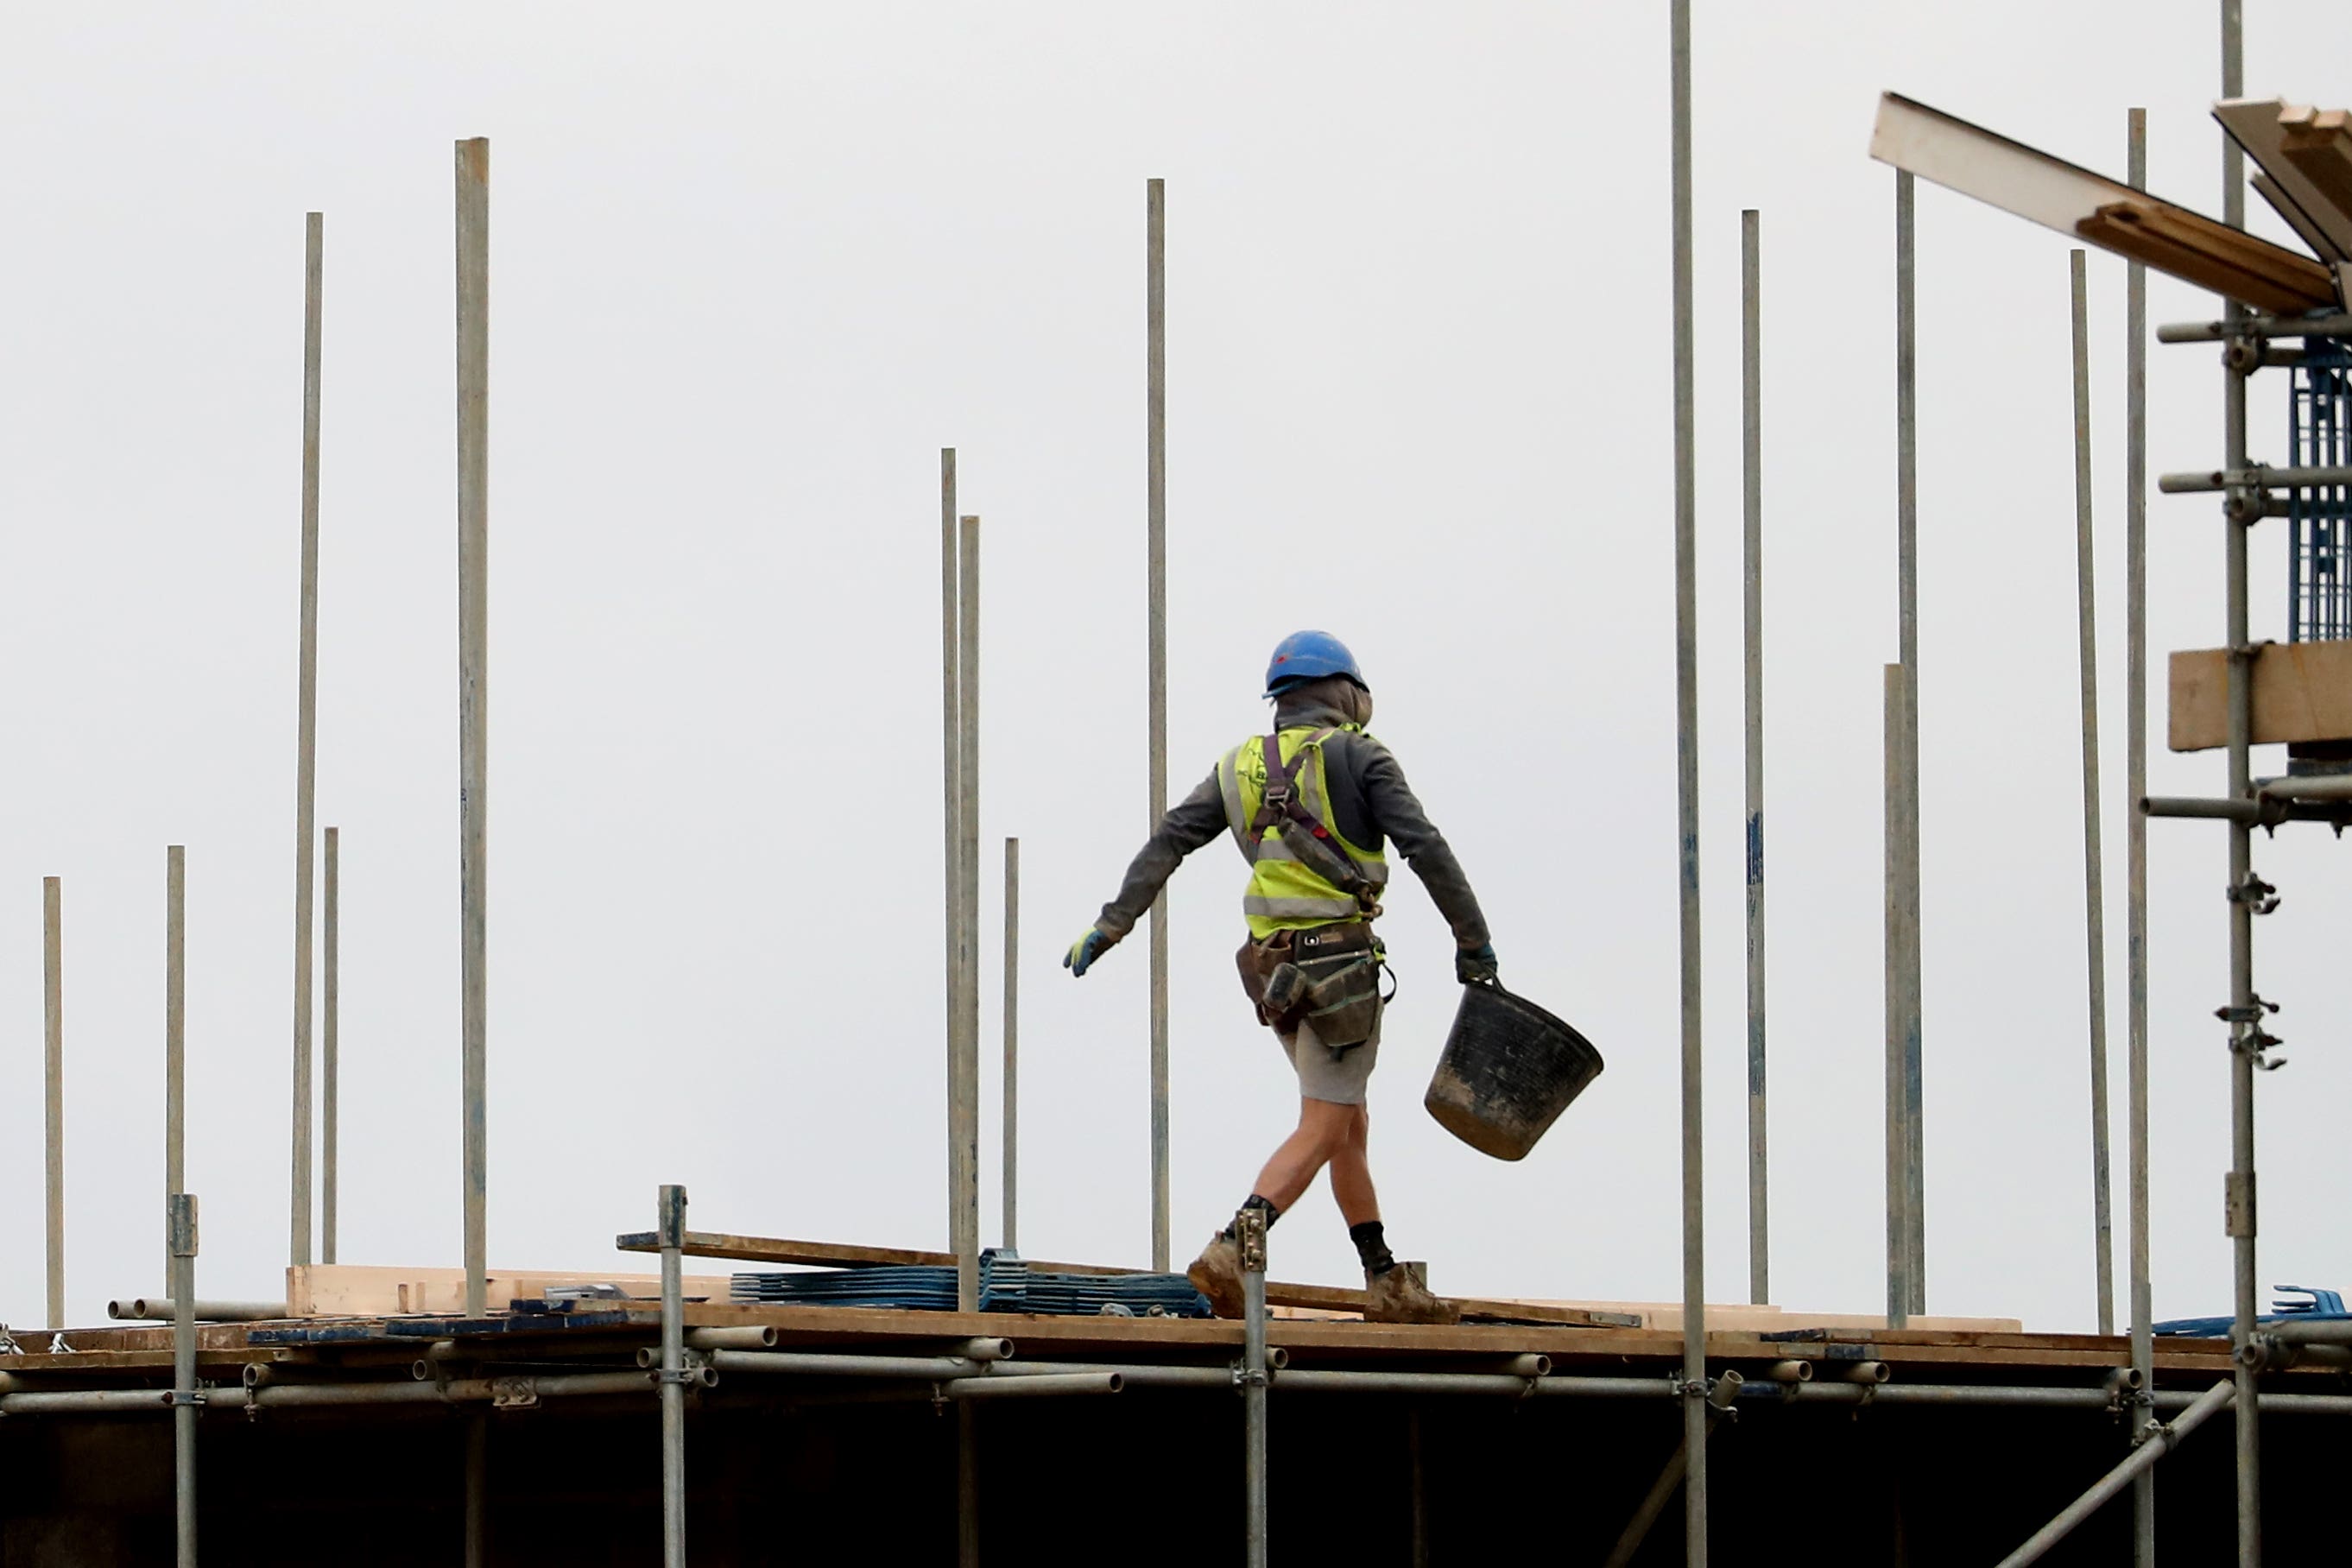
[1277,1000,1383,1105]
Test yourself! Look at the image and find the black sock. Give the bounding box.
[1221,1194,1281,1242]
[1350,1220,1396,1275]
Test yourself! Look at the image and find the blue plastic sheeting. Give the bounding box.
[730,1249,1213,1318]
[2154,1284,2349,1337]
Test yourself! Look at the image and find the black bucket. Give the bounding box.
[1422,981,1604,1160]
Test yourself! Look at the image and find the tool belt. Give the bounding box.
[1236,921,1387,1050]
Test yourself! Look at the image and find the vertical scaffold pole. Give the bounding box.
[291,210,323,1274]
[945,466,980,1568]
[959,616,985,1568]
[1146,175,1171,1274]
[2217,7,2260,1562]
[2070,249,2116,1337]
[323,826,339,1266]
[454,136,490,1319]
[659,1183,686,1568]
[1668,2,1707,1559]
[1895,168,1925,1316]
[955,515,982,1312]
[2124,106,2157,1565]
[1002,836,1020,1251]
[1602,1373,1744,1568]
[1237,1202,1270,1568]
[169,1193,198,1568]
[1741,206,1768,1306]
[166,847,186,1291]
[940,448,964,1261]
[44,875,65,1329]
[1884,667,1910,1329]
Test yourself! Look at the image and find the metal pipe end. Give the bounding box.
[1506,1353,1552,1379]
[958,1336,1013,1362]
[243,1364,270,1389]
[1104,1372,1124,1394]
[105,1300,136,1320]
[1841,1361,1892,1384]
[2104,1365,2146,1393]
[1268,1347,1290,1372]
[696,1364,719,1389]
[636,1346,656,1370]
[1767,1359,1815,1383]
[410,1361,431,1382]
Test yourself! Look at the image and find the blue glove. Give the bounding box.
[1065,926,1116,977]
[1455,942,1498,984]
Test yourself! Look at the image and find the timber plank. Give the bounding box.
[9,1307,2269,1388]
[610,1229,1641,1328]
[1871,92,2337,313]
[2170,640,2352,751]
[2078,201,2336,315]
[1,1348,264,1375]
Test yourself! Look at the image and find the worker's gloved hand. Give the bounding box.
[1455,942,1499,985]
[1065,926,1117,977]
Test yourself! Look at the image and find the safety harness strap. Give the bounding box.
[1248,729,1381,913]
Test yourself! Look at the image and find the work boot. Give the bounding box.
[1363,1264,1460,1325]
[1186,1234,1248,1318]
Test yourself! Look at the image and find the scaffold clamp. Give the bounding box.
[2225,874,2280,914]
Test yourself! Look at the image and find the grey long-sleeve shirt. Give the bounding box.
[1095,699,1490,948]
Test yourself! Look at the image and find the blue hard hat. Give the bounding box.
[1263,630,1368,698]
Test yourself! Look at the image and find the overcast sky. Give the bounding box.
[3,3,2349,1337]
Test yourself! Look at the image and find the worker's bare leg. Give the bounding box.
[1326,1103,1379,1227]
[1250,1097,1363,1214]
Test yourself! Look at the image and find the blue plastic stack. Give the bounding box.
[731,1249,1211,1318]
[730,1266,958,1312]
[2155,1284,2349,1337]
[980,1253,1211,1318]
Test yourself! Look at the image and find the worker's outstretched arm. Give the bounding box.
[1358,741,1491,955]
[1068,770,1228,976]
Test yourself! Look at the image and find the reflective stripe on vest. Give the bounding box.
[1217,726,1389,938]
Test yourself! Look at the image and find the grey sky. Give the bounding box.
[2,3,2347,1336]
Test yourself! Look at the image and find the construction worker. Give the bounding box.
[1065,630,1495,1325]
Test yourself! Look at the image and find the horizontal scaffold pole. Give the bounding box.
[2159,313,2352,344]
[2159,465,2352,494]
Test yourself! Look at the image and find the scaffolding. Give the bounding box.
[18,9,2352,1568]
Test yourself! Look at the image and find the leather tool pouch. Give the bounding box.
[1239,924,1383,1042]
[1296,953,1380,1050]
[1236,931,1298,1028]
[1287,924,1382,1051]
[1260,961,1308,1022]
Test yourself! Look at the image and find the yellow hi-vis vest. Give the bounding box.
[1216,725,1391,939]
